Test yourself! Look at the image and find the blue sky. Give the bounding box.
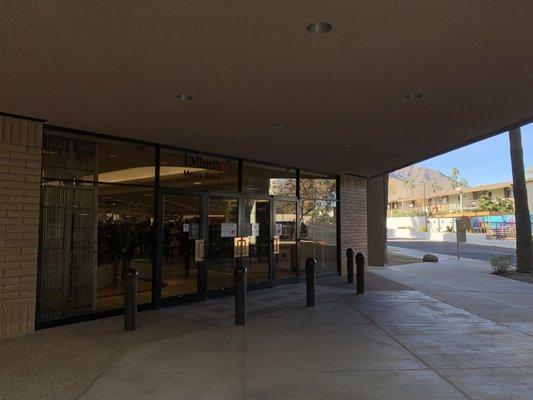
[418,123,533,187]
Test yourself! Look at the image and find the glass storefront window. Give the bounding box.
[300,200,337,274]
[42,131,156,185]
[243,162,296,196]
[42,134,97,181]
[300,172,336,201]
[160,149,238,191]
[97,141,156,186]
[37,181,155,322]
[38,128,343,325]
[97,185,155,311]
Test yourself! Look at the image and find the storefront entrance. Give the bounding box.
[36,129,338,327]
[155,191,300,305]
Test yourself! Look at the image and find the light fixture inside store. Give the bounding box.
[403,93,423,101]
[306,21,333,35]
[193,181,202,185]
[176,94,194,101]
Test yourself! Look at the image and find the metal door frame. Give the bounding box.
[272,197,300,284]
[153,188,207,308]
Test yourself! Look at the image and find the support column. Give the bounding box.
[339,175,367,275]
[0,115,43,339]
[367,174,388,266]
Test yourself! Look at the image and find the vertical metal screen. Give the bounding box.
[37,136,98,322]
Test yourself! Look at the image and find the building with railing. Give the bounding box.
[388,180,521,217]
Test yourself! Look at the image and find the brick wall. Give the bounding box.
[0,115,43,339]
[367,175,387,266]
[339,174,368,274]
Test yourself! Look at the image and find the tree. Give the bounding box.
[449,168,467,190]
[509,128,533,272]
[403,178,415,196]
[478,194,514,213]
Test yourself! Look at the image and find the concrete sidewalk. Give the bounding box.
[3,265,533,400]
[79,263,533,400]
[377,252,533,336]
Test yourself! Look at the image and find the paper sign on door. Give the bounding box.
[221,222,237,238]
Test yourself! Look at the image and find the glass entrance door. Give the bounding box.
[273,200,298,281]
[161,193,202,299]
[207,196,239,292]
[243,198,271,285]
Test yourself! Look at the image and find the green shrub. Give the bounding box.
[490,254,514,275]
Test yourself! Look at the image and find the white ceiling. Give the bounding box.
[1,1,533,177]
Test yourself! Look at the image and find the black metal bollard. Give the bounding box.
[346,248,355,284]
[355,252,365,294]
[124,268,139,331]
[305,258,316,307]
[234,258,247,326]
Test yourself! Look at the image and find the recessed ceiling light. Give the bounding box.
[404,93,423,101]
[108,154,117,158]
[306,21,333,35]
[193,181,202,185]
[176,94,194,101]
[274,123,289,129]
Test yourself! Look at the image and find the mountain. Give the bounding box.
[388,165,459,201]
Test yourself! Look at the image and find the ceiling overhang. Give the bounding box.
[1,2,533,176]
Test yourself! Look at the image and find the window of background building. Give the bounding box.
[160,148,238,192]
[299,172,338,274]
[242,162,296,196]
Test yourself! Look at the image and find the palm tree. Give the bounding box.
[509,128,533,273]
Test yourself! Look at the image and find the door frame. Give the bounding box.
[152,189,301,308]
[153,188,207,308]
[240,194,273,290]
[272,196,300,284]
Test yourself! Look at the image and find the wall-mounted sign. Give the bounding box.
[182,223,189,232]
[189,223,200,239]
[221,222,237,238]
[182,153,230,181]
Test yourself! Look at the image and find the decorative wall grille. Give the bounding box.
[37,135,98,322]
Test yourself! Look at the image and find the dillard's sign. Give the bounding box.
[183,153,228,181]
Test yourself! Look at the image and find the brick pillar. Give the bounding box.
[0,115,43,339]
[339,175,368,275]
[367,174,388,266]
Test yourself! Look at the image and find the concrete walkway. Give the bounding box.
[3,260,533,399]
[79,261,533,400]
